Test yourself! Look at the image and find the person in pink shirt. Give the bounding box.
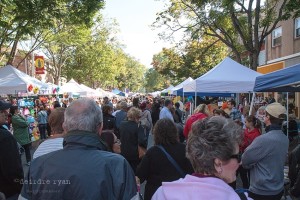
[152,116,252,200]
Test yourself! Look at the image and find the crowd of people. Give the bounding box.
[0,94,299,200]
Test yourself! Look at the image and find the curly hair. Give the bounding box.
[186,116,243,175]
[153,118,178,145]
[245,115,262,132]
[127,107,141,121]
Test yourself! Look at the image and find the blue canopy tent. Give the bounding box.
[112,89,125,96]
[253,63,300,137]
[254,63,300,92]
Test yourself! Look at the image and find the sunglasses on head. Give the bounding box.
[230,153,241,163]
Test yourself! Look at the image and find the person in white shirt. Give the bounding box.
[33,107,65,159]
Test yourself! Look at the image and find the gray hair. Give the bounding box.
[64,98,103,133]
[186,116,243,174]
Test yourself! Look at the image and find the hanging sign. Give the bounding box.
[35,55,45,74]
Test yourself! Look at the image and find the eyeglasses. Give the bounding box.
[114,139,121,145]
[230,153,241,163]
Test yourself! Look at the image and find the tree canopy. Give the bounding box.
[152,35,227,84]
[154,0,291,71]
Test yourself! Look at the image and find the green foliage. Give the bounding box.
[0,0,104,64]
[152,35,227,83]
[155,0,291,70]
[283,0,300,19]
[144,68,167,92]
[59,15,146,92]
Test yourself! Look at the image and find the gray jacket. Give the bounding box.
[242,127,289,195]
[19,131,137,200]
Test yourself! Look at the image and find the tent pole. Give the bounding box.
[249,92,255,116]
[286,92,289,138]
[183,92,185,122]
[195,91,197,109]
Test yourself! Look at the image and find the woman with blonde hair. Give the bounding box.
[119,107,147,173]
[183,104,210,139]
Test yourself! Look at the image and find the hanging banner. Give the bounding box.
[35,55,45,74]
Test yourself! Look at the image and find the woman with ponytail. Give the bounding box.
[239,115,262,189]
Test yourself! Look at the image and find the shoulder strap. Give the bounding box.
[157,145,185,177]
[235,189,248,200]
[236,192,247,200]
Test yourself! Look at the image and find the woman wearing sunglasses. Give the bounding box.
[152,116,251,200]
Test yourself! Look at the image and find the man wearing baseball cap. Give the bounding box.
[0,100,24,199]
[242,102,289,200]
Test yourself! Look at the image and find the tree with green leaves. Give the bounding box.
[155,0,291,70]
[0,0,104,66]
[152,47,184,85]
[152,35,227,82]
[144,68,167,93]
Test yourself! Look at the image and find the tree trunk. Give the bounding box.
[6,38,19,66]
[249,51,259,71]
[54,77,59,85]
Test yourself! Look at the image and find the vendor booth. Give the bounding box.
[0,65,49,95]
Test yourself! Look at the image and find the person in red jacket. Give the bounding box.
[183,104,210,139]
[239,115,261,189]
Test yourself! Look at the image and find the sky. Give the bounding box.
[102,0,172,68]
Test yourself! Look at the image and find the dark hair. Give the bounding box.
[102,105,112,115]
[164,99,172,107]
[175,102,180,108]
[9,106,18,115]
[100,130,115,152]
[133,98,140,108]
[153,118,178,145]
[245,115,261,133]
[228,99,236,107]
[53,101,61,108]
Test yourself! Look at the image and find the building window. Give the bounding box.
[272,27,282,47]
[295,17,300,38]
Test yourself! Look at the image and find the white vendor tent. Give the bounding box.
[0,65,49,94]
[170,77,194,95]
[183,57,262,93]
[160,85,174,95]
[60,79,87,97]
[95,88,116,98]
[80,84,103,97]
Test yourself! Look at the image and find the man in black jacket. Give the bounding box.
[289,138,300,198]
[19,98,137,200]
[0,100,24,199]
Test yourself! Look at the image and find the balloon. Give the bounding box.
[27,84,33,92]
